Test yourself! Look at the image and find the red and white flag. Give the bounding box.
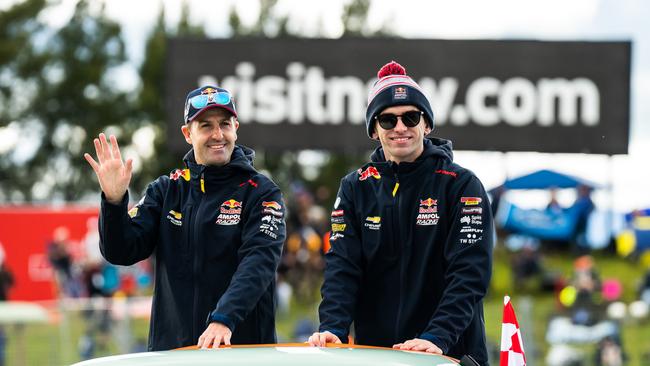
[500,295,526,366]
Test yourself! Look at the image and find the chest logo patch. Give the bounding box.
[417,197,439,226]
[217,199,242,225]
[364,216,381,230]
[166,210,182,226]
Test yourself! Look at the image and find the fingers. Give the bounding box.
[93,137,104,164]
[319,332,329,347]
[125,158,133,176]
[410,343,431,351]
[393,339,442,354]
[99,133,111,161]
[211,334,223,349]
[307,333,318,346]
[84,153,100,173]
[223,332,231,346]
[308,332,328,347]
[197,333,209,349]
[110,134,122,162]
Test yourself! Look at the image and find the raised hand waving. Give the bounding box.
[84,133,133,204]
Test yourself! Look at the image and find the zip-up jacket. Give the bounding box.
[319,138,493,365]
[99,145,285,351]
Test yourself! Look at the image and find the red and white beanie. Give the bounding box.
[365,61,434,138]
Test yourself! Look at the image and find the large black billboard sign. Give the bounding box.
[166,39,630,154]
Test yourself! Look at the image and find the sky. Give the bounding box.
[1,0,649,211]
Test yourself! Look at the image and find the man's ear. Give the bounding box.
[181,124,192,145]
[424,126,431,135]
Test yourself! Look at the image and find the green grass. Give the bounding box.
[3,248,649,366]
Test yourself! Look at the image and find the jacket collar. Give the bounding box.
[368,137,454,176]
[182,145,258,192]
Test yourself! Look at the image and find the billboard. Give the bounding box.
[166,39,630,155]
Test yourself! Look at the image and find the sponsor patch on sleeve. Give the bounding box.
[332,223,347,232]
[460,197,482,206]
[261,201,283,217]
[128,195,146,218]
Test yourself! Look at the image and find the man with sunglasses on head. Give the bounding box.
[308,62,493,365]
[85,86,285,351]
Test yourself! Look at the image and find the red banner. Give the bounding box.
[0,206,99,301]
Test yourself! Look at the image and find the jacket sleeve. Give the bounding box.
[98,179,163,265]
[207,185,285,331]
[318,178,362,342]
[419,175,494,352]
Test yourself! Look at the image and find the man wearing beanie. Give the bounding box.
[309,62,493,365]
[85,86,285,351]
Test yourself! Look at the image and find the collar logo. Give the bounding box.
[170,169,190,181]
[358,166,381,181]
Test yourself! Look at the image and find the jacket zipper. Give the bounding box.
[192,172,205,339]
[392,171,406,342]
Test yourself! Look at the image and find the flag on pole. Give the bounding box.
[500,295,526,366]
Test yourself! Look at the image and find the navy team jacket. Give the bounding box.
[99,145,285,351]
[319,137,493,365]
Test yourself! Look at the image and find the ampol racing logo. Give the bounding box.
[358,166,381,181]
[417,197,439,226]
[217,199,242,225]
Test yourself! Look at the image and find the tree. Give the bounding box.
[0,0,47,200]
[0,0,132,202]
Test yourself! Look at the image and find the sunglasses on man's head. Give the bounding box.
[189,91,231,109]
[375,110,423,130]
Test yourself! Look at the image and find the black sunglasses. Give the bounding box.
[375,110,423,130]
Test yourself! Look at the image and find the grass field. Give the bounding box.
[3,247,649,366]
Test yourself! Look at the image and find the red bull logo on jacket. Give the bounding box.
[358,166,381,181]
[419,198,437,207]
[419,198,438,214]
[220,199,243,217]
[222,199,243,209]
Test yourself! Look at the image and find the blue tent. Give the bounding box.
[502,169,598,190]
